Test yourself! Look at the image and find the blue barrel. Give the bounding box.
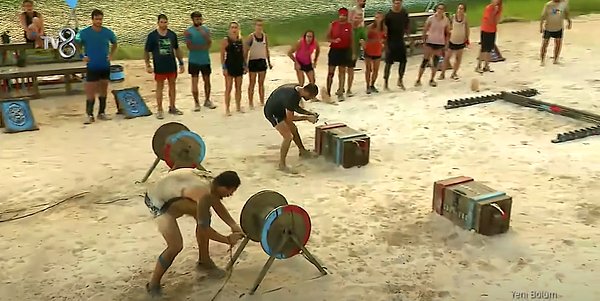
[110,64,125,82]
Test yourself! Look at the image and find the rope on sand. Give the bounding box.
[0,191,90,223]
[209,248,235,301]
[0,193,144,223]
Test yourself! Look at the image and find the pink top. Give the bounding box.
[295,38,316,65]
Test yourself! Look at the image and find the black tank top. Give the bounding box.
[225,36,244,67]
[22,11,40,41]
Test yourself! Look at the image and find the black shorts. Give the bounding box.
[86,69,110,82]
[480,31,496,53]
[349,59,357,68]
[448,42,466,50]
[543,29,563,40]
[365,55,381,60]
[224,62,244,77]
[299,63,314,72]
[189,63,211,77]
[427,43,445,50]
[328,48,352,67]
[248,59,268,72]
[264,107,285,127]
[385,42,407,64]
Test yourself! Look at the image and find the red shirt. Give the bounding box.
[329,21,352,49]
[481,4,502,33]
[365,29,385,57]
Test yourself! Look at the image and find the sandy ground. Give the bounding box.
[1,14,600,301]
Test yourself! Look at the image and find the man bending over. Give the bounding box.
[263,83,319,173]
[144,169,244,296]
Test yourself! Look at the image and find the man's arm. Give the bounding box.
[211,199,238,228]
[540,5,547,32]
[172,32,184,65]
[38,13,45,34]
[195,192,229,244]
[144,34,152,68]
[184,28,211,51]
[109,31,118,59]
[565,7,572,29]
[326,23,334,42]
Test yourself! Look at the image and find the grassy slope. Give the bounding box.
[114,0,600,60]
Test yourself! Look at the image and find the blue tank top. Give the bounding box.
[186,25,211,65]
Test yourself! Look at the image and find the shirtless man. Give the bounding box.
[539,0,572,65]
[144,169,244,296]
[263,83,319,173]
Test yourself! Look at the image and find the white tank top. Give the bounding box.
[426,14,449,45]
[147,169,209,208]
[449,14,467,45]
[248,33,268,60]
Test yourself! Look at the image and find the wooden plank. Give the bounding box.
[501,92,600,124]
[0,43,34,52]
[0,62,87,79]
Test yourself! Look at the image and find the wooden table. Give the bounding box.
[0,62,87,99]
[0,42,34,66]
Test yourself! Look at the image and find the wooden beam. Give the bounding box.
[501,92,600,124]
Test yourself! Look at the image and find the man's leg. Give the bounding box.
[553,37,562,64]
[286,120,312,156]
[337,66,347,99]
[540,31,551,65]
[97,78,111,120]
[201,65,216,109]
[326,65,336,97]
[83,74,97,124]
[156,78,165,118]
[274,122,294,171]
[346,61,355,96]
[147,214,184,295]
[167,75,178,112]
[191,74,201,111]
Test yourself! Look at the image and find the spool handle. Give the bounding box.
[490,203,507,219]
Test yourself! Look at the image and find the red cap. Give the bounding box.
[338,7,348,16]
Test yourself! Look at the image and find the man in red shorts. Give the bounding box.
[145,14,185,119]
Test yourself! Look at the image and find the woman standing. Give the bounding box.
[364,11,387,94]
[440,3,469,80]
[415,3,450,87]
[287,30,320,88]
[19,0,44,43]
[245,19,272,108]
[220,21,247,116]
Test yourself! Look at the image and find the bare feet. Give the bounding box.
[278,164,298,174]
[146,283,162,297]
[197,260,227,279]
[300,150,318,159]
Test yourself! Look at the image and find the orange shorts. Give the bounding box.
[154,72,177,81]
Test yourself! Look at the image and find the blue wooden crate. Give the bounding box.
[0,99,39,133]
[111,86,152,119]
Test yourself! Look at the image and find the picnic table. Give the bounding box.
[0,62,87,99]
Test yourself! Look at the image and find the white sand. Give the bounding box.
[1,15,599,301]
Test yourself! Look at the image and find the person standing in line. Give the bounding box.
[220,21,247,116]
[347,0,367,97]
[325,8,353,102]
[364,11,386,94]
[439,3,469,80]
[476,0,502,73]
[287,30,320,88]
[75,9,118,124]
[144,14,185,119]
[539,0,572,66]
[415,3,450,87]
[383,0,410,91]
[184,11,217,111]
[245,19,272,109]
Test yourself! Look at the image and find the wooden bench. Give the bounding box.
[364,11,434,56]
[0,62,86,99]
